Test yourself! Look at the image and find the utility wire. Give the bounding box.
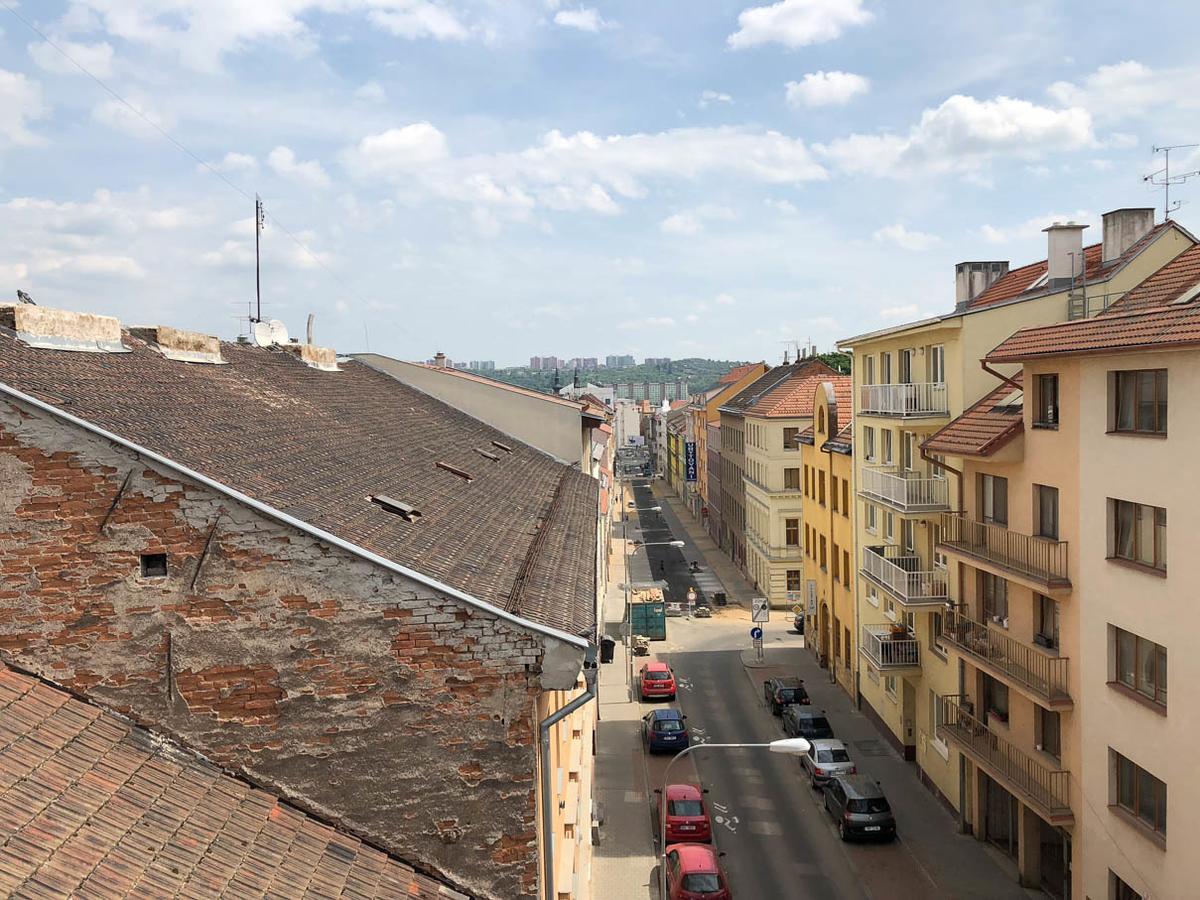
[2,2,367,310]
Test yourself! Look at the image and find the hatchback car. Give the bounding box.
[643,709,689,754]
[822,774,896,841]
[640,661,677,701]
[664,843,730,900]
[763,676,809,714]
[782,707,834,741]
[657,784,711,843]
[800,738,856,787]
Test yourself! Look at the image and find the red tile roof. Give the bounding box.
[0,666,462,899]
[922,375,1024,457]
[719,363,760,384]
[969,258,1052,309]
[736,363,840,418]
[987,302,1200,362]
[1102,243,1200,314]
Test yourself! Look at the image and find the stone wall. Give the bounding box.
[0,397,561,899]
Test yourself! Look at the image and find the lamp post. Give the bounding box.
[657,739,811,899]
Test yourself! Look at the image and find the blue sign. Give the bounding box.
[684,441,697,482]
[750,627,763,641]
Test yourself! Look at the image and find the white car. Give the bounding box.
[664,602,684,617]
[800,739,857,788]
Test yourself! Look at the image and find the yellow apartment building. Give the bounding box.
[798,378,857,699]
[976,242,1200,900]
[838,209,1196,836]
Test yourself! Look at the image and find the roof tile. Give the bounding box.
[987,302,1200,361]
[922,375,1024,457]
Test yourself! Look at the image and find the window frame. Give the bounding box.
[1110,369,1167,436]
[977,473,1008,527]
[1111,749,1167,839]
[1113,625,1167,707]
[1034,483,1059,540]
[1034,373,1060,428]
[783,427,800,451]
[1109,498,1167,573]
[785,518,800,547]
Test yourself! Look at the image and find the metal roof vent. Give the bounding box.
[436,461,473,481]
[474,448,500,461]
[369,495,422,522]
[491,440,513,453]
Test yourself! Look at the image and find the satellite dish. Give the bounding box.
[251,320,273,347]
[267,319,289,345]
[250,318,290,347]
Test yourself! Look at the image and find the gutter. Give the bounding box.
[539,644,598,900]
[0,382,588,652]
[980,360,1022,393]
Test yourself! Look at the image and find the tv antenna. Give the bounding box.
[780,339,801,363]
[1143,144,1200,219]
[254,194,266,322]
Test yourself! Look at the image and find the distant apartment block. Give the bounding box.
[613,379,689,403]
[565,357,598,371]
[469,360,496,371]
[644,357,671,368]
[530,355,561,371]
[605,354,635,368]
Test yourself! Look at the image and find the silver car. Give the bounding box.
[800,739,856,788]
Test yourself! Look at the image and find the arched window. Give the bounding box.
[818,406,826,434]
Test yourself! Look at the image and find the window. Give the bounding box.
[866,585,879,607]
[884,675,897,697]
[783,427,799,450]
[1035,595,1059,649]
[864,355,875,386]
[1034,484,1059,539]
[980,572,1008,624]
[785,518,800,546]
[841,480,849,516]
[977,473,1008,526]
[785,467,800,490]
[805,524,811,555]
[929,453,946,480]
[803,464,810,496]
[831,543,840,579]
[882,429,893,464]
[983,674,1009,723]
[1109,871,1143,900]
[881,352,892,384]
[899,348,913,384]
[140,553,168,578]
[817,407,826,434]
[865,504,877,533]
[930,345,945,384]
[842,551,850,587]
[1112,750,1167,838]
[1110,499,1167,572]
[863,426,875,462]
[819,535,827,570]
[818,471,826,505]
[929,611,944,652]
[1113,626,1167,707]
[831,475,839,512]
[1034,373,1059,427]
[901,431,915,470]
[844,626,851,669]
[787,569,802,592]
[928,689,943,738]
[901,518,916,554]
[884,512,894,542]
[1037,707,1061,759]
[1111,369,1167,435]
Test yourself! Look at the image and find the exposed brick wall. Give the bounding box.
[0,399,561,900]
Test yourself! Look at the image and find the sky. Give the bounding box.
[3,0,1200,366]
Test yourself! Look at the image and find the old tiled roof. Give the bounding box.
[0,330,596,637]
[986,302,1200,362]
[720,359,834,416]
[749,367,846,418]
[0,666,463,899]
[719,363,759,384]
[1102,243,1200,314]
[922,375,1024,457]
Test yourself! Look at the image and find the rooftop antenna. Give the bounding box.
[1143,144,1200,219]
[254,194,266,322]
[780,339,801,363]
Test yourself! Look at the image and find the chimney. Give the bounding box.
[1102,208,1156,265]
[1042,221,1088,290]
[0,302,124,353]
[434,351,447,368]
[129,325,224,365]
[954,261,1009,310]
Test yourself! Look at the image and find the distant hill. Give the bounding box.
[479,358,753,396]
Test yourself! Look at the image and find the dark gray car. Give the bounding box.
[822,774,896,841]
[781,707,834,741]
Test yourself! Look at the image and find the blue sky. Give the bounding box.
[4,0,1200,365]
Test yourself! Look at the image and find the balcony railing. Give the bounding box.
[940,610,1071,706]
[860,625,920,669]
[859,383,949,417]
[939,514,1070,590]
[859,467,950,513]
[861,545,948,606]
[746,532,804,562]
[938,696,1072,822]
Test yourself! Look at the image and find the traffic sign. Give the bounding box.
[751,597,770,623]
[750,626,763,640]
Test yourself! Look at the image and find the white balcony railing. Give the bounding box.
[861,545,948,606]
[859,467,950,512]
[860,625,920,669]
[859,382,949,417]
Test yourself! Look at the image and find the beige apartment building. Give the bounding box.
[838,209,1196,895]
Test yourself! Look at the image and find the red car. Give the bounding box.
[659,784,711,843]
[640,661,676,701]
[664,843,730,900]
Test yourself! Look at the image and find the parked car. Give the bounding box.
[643,709,689,754]
[693,605,712,619]
[822,774,897,842]
[657,784,712,843]
[782,707,834,741]
[665,602,685,617]
[664,843,730,900]
[800,738,856,788]
[793,612,805,634]
[763,676,809,714]
[639,661,677,701]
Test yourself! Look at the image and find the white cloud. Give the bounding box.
[728,0,873,50]
[816,94,1094,176]
[91,92,176,138]
[978,210,1093,244]
[765,197,798,213]
[620,316,675,330]
[368,3,469,41]
[879,304,919,319]
[785,70,869,107]
[659,205,735,236]
[212,151,258,172]
[714,292,736,305]
[0,69,47,145]
[872,223,940,251]
[699,90,733,108]
[1047,60,1200,124]
[28,39,115,77]
[267,146,331,189]
[553,7,614,32]
[342,122,450,177]
[35,253,146,279]
[354,80,386,103]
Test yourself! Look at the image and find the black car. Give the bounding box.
[781,707,834,741]
[793,612,805,634]
[763,677,810,715]
[822,774,896,842]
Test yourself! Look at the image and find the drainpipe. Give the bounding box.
[539,643,599,900]
[920,447,965,516]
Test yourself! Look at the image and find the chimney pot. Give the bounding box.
[1102,208,1156,265]
[434,351,447,368]
[954,261,1010,310]
[1042,221,1088,289]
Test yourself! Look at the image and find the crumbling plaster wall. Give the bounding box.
[0,398,572,900]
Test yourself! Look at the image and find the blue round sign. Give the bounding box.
[750,627,763,640]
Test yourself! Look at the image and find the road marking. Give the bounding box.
[623,791,642,803]
[748,821,782,836]
[733,767,764,783]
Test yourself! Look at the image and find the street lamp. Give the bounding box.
[658,739,811,899]
[631,539,686,549]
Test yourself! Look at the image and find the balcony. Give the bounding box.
[861,545,948,606]
[859,467,950,513]
[860,625,920,671]
[939,610,1071,708]
[938,514,1070,594]
[938,696,1073,825]
[859,383,949,418]
[746,532,804,562]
